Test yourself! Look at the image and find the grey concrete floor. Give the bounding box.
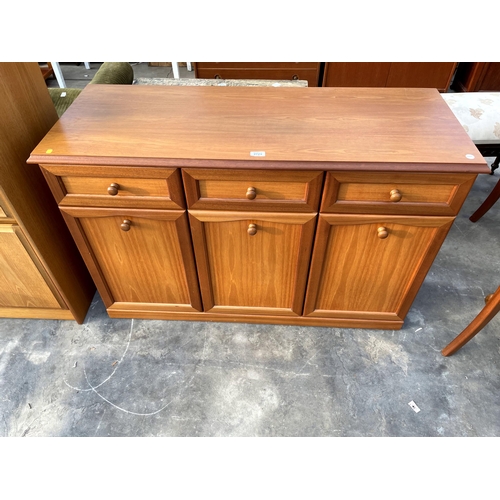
[1,67,499,436]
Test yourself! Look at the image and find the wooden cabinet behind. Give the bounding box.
[193,63,321,86]
[323,62,457,91]
[451,63,500,92]
[0,63,95,323]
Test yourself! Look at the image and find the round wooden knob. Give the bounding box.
[120,219,131,232]
[377,226,388,239]
[247,223,257,236]
[108,183,119,196]
[390,189,402,202]
[292,74,299,80]
[246,187,257,200]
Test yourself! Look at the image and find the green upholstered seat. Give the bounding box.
[47,62,134,117]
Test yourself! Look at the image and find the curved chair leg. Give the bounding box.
[469,178,500,222]
[442,286,500,356]
[491,155,499,174]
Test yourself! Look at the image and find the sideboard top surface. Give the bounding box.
[29,85,488,172]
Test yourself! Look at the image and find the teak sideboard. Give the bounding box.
[28,86,490,330]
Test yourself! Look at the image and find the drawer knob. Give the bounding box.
[108,183,120,196]
[121,219,132,232]
[390,189,402,202]
[292,74,299,80]
[246,187,257,200]
[247,223,257,236]
[377,226,388,239]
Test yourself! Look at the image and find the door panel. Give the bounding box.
[304,214,454,320]
[189,210,317,316]
[0,225,63,308]
[61,207,202,312]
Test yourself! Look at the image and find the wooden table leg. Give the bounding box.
[442,286,500,356]
[469,178,500,222]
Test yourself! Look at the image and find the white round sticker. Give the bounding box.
[466,154,475,159]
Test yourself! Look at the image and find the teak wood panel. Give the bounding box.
[385,63,457,91]
[321,172,477,215]
[0,63,95,323]
[323,63,457,92]
[189,210,317,316]
[42,165,185,209]
[27,86,488,170]
[193,63,321,86]
[304,214,454,321]
[323,63,392,87]
[182,169,323,212]
[0,225,65,309]
[59,207,202,313]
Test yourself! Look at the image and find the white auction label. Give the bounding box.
[250,151,266,157]
[408,401,421,413]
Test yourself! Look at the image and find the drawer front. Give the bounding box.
[44,166,185,209]
[321,172,477,215]
[182,169,323,212]
[194,67,319,86]
[195,62,319,70]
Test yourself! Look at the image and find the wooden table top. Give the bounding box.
[29,85,489,173]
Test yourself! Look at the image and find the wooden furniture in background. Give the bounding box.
[39,62,54,80]
[193,63,321,86]
[0,63,95,322]
[322,62,457,91]
[29,85,489,329]
[451,63,500,92]
[442,286,500,356]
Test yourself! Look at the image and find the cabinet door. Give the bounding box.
[60,207,202,314]
[304,214,454,322]
[0,225,64,309]
[386,63,457,91]
[189,210,317,316]
[323,63,392,87]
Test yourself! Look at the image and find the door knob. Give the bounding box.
[377,226,388,239]
[108,183,119,196]
[246,187,257,200]
[390,189,402,202]
[121,219,131,231]
[247,223,257,236]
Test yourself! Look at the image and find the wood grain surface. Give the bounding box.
[28,85,487,171]
[189,210,316,315]
[60,208,202,312]
[0,62,95,322]
[304,214,454,319]
[0,225,63,308]
[321,171,477,215]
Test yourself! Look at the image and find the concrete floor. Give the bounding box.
[1,66,499,436]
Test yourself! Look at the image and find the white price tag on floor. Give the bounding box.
[408,401,421,413]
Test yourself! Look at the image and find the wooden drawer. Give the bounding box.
[194,63,320,86]
[321,172,477,215]
[182,169,323,212]
[41,165,185,209]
